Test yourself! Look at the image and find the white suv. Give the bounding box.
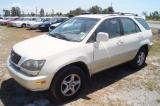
[7,13,153,101]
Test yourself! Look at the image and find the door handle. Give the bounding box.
[138,35,143,39]
[117,40,123,44]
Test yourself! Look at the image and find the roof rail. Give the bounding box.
[116,12,138,16]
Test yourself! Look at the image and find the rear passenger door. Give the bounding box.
[120,18,142,61]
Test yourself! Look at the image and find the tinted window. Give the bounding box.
[135,18,150,30]
[121,18,140,35]
[97,18,121,38]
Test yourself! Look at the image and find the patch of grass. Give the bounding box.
[157,99,160,103]
[145,79,157,91]
[108,98,134,106]
[149,44,160,56]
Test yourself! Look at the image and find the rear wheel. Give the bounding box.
[130,48,147,69]
[50,65,85,101]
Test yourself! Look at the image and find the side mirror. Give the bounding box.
[96,32,109,42]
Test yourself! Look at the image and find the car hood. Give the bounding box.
[13,34,78,60]
[32,22,43,25]
[51,23,61,27]
[39,21,50,25]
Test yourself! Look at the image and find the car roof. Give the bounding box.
[76,14,142,19]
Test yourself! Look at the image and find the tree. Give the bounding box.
[88,5,102,14]
[66,7,85,16]
[11,7,21,16]
[142,11,147,17]
[21,11,25,17]
[107,7,114,14]
[46,12,49,16]
[31,12,35,16]
[59,12,62,16]
[102,8,109,14]
[40,8,45,17]
[56,12,60,16]
[51,9,54,16]
[3,9,10,16]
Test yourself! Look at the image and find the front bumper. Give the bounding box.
[7,57,54,91]
[148,42,153,51]
[29,24,37,29]
[37,26,48,31]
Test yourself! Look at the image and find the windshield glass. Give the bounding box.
[49,17,99,42]
[23,18,29,21]
[36,18,43,22]
[7,18,12,20]
[17,18,23,21]
[49,18,57,23]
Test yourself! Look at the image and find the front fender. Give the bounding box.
[39,44,94,75]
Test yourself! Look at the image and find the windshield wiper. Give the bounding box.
[47,33,56,37]
[53,33,71,41]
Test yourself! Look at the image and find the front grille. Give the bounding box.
[10,50,21,64]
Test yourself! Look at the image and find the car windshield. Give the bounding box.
[15,18,20,21]
[36,18,43,22]
[23,18,29,21]
[17,18,23,21]
[49,18,57,23]
[49,17,99,42]
[7,18,12,20]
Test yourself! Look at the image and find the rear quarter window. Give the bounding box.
[135,18,150,30]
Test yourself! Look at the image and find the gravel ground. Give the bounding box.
[0,26,160,106]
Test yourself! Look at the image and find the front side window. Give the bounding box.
[121,18,141,35]
[97,18,121,38]
[49,17,99,42]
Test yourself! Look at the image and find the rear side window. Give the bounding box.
[121,18,141,35]
[135,18,150,30]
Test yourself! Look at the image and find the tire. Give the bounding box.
[130,48,147,69]
[50,65,85,101]
[21,24,26,28]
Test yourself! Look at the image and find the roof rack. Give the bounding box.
[114,12,138,16]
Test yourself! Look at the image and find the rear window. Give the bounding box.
[135,18,150,30]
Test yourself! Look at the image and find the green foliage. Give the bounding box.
[102,7,114,14]
[31,12,35,16]
[11,7,21,16]
[3,9,10,17]
[66,6,115,16]
[66,7,85,16]
[143,11,160,21]
[40,8,45,17]
[88,5,102,14]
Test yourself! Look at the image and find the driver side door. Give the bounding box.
[92,18,125,74]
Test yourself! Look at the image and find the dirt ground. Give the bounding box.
[0,26,160,106]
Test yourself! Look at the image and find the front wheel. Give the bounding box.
[130,48,147,69]
[50,65,85,101]
[21,24,26,28]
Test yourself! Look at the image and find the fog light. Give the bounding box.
[36,81,46,85]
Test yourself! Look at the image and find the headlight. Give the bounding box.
[20,60,45,75]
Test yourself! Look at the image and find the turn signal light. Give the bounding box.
[36,81,46,85]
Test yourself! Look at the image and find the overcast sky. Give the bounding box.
[0,0,159,16]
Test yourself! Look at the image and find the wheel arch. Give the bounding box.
[51,61,91,88]
[140,44,148,56]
